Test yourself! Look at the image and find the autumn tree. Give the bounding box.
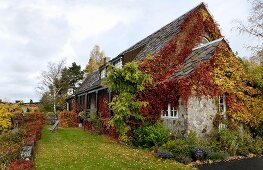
[236,0,263,94]
[236,0,262,51]
[85,45,105,74]
[37,60,66,117]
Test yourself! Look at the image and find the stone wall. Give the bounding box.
[162,99,188,137]
[187,96,218,137]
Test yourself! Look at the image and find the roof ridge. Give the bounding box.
[192,37,224,51]
[118,2,206,56]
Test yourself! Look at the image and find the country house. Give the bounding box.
[67,3,247,137]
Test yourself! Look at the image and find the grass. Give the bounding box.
[35,126,194,170]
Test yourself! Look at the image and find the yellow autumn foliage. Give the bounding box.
[212,44,263,128]
[0,102,23,133]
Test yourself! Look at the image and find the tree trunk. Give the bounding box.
[53,86,57,119]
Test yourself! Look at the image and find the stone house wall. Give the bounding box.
[162,96,218,138]
[162,99,188,137]
[187,96,218,137]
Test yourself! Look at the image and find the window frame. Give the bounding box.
[218,94,227,130]
[114,59,122,68]
[161,103,179,119]
[100,68,106,79]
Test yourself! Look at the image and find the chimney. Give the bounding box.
[104,57,110,64]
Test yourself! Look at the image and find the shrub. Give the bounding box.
[0,129,26,143]
[201,140,221,152]
[87,110,99,130]
[237,132,253,156]
[7,160,34,170]
[0,141,22,165]
[207,151,229,160]
[0,103,22,133]
[191,147,208,160]
[163,139,191,156]
[156,148,174,159]
[250,137,263,154]
[254,121,263,137]
[133,123,169,148]
[0,129,26,165]
[173,154,192,164]
[59,111,77,128]
[218,129,240,155]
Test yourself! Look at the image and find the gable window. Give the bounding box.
[199,36,210,46]
[161,103,178,119]
[114,59,122,68]
[101,68,106,79]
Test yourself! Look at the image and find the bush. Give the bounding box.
[254,121,263,137]
[218,129,240,155]
[7,160,34,170]
[0,130,26,165]
[251,137,263,154]
[173,154,192,164]
[133,123,169,148]
[0,102,22,133]
[59,111,77,128]
[156,148,174,159]
[163,139,192,156]
[201,140,221,152]
[237,132,253,156]
[207,151,229,160]
[0,141,22,165]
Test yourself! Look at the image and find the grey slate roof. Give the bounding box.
[76,70,100,94]
[119,3,206,61]
[169,38,224,80]
[76,3,208,95]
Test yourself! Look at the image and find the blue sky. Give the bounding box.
[0,0,259,102]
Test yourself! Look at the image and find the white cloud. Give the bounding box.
[0,0,259,102]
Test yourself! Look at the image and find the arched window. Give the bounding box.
[200,36,210,46]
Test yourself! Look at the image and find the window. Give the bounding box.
[219,95,226,113]
[218,94,227,130]
[199,36,210,46]
[101,68,106,79]
[114,59,122,68]
[161,103,178,119]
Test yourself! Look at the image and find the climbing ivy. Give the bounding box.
[103,62,151,142]
[137,4,263,128]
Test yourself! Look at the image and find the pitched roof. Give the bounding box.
[76,70,100,94]
[117,3,206,61]
[76,3,210,95]
[169,38,225,80]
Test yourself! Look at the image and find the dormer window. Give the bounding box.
[114,59,122,68]
[101,68,106,79]
[161,103,178,119]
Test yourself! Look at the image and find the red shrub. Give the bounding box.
[59,111,78,128]
[7,160,34,170]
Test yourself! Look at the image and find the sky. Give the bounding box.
[0,0,259,102]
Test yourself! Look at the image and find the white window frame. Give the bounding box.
[101,68,106,79]
[161,103,178,119]
[218,94,227,130]
[114,59,122,68]
[219,95,226,114]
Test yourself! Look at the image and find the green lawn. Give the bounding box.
[35,127,194,170]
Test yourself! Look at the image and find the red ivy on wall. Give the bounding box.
[137,4,222,121]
